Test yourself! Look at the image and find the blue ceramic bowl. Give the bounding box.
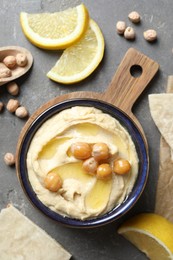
[17,99,148,228]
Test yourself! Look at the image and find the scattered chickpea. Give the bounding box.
[113,158,131,175]
[71,142,92,160]
[3,55,16,69]
[16,53,28,67]
[44,172,62,192]
[6,99,20,113]
[0,101,4,112]
[128,11,141,23]
[97,164,112,180]
[6,82,19,96]
[124,27,135,40]
[143,29,157,42]
[15,106,28,118]
[92,143,109,161]
[0,67,12,78]
[4,152,15,166]
[116,21,126,35]
[82,157,98,174]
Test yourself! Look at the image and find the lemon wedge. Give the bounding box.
[20,4,89,50]
[118,213,173,260]
[47,19,105,84]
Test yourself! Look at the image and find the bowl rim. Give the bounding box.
[16,98,149,228]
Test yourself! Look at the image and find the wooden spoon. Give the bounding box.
[0,46,33,86]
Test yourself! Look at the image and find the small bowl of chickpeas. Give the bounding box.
[16,99,148,228]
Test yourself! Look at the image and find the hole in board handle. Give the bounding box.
[130,65,143,78]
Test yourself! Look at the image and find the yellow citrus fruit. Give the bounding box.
[47,19,105,84]
[20,4,89,50]
[118,213,173,260]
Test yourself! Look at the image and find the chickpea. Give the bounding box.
[113,158,131,175]
[124,27,135,40]
[0,101,4,112]
[4,152,15,166]
[82,157,98,174]
[97,163,112,180]
[128,11,141,23]
[116,21,126,35]
[70,142,91,160]
[143,29,157,42]
[0,67,12,78]
[44,172,62,192]
[15,106,29,118]
[16,53,28,67]
[6,99,20,113]
[92,143,109,161]
[6,82,19,96]
[3,55,16,69]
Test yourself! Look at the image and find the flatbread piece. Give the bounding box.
[0,205,71,260]
[149,76,173,222]
[149,93,173,160]
[155,136,173,222]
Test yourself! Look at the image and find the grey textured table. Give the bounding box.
[0,0,172,259]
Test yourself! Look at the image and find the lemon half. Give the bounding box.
[47,19,105,84]
[20,4,89,50]
[118,213,173,260]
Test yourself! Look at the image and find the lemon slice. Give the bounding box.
[20,4,89,50]
[47,19,105,84]
[118,213,173,260]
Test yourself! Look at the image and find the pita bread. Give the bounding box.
[151,76,173,223]
[155,137,173,222]
[149,93,173,160]
[0,205,71,260]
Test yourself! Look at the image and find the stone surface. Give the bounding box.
[0,0,172,259]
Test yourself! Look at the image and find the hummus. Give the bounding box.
[27,106,138,220]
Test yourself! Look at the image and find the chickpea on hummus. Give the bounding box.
[27,106,138,220]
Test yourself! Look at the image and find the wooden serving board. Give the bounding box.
[16,48,159,155]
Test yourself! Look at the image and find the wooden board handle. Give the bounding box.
[102,48,159,115]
